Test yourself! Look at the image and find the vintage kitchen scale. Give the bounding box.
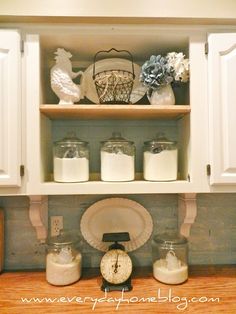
[100,232,133,292]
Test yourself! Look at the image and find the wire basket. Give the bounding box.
[92,48,135,104]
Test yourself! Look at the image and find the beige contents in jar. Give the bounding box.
[46,246,82,286]
[54,157,89,182]
[144,149,177,181]
[101,151,135,181]
[153,250,188,284]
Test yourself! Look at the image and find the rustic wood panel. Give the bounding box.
[0,266,235,313]
[0,209,3,272]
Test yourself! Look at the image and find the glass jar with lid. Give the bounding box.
[152,232,188,284]
[53,133,89,182]
[143,133,178,181]
[46,230,82,286]
[100,132,135,181]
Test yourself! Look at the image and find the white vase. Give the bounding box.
[147,84,175,106]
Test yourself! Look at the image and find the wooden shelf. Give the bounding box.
[40,104,191,120]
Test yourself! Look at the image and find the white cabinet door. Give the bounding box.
[208,33,236,185]
[0,30,21,186]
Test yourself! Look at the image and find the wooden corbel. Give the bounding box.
[178,193,197,238]
[29,195,48,243]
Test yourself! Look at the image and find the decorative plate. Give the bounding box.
[83,58,147,103]
[80,197,153,252]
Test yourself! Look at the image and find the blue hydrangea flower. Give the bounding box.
[140,55,174,90]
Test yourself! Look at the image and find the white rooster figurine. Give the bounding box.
[50,48,84,104]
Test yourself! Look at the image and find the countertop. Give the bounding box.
[0,266,235,313]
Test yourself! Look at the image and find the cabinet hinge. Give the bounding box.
[20,40,24,53]
[206,164,211,176]
[20,165,25,177]
[205,42,208,55]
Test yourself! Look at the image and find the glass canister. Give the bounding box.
[152,232,188,284]
[46,231,82,286]
[53,133,89,182]
[100,132,135,181]
[143,133,178,181]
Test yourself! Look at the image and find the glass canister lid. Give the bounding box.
[144,132,176,146]
[47,230,81,247]
[53,132,89,159]
[153,232,187,246]
[54,132,88,146]
[144,133,177,153]
[101,132,134,145]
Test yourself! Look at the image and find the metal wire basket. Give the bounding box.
[92,48,135,104]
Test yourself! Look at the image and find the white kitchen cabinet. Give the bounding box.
[208,33,236,185]
[0,30,22,188]
[24,25,209,195]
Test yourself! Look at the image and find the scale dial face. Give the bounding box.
[100,249,132,284]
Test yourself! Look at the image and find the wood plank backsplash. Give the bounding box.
[0,194,236,270]
[0,209,4,272]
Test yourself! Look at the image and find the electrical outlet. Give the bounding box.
[51,216,63,236]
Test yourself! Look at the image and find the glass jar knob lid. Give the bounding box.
[101,132,134,144]
[55,132,88,145]
[47,230,81,247]
[144,132,176,146]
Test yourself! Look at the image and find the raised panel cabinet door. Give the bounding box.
[0,30,21,186]
[208,33,236,185]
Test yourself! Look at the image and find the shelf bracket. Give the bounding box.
[178,193,197,238]
[29,196,48,243]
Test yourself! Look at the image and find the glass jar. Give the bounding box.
[152,232,188,284]
[46,231,82,286]
[143,133,178,181]
[100,132,135,181]
[53,133,89,182]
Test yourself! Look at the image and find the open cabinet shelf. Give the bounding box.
[24,25,209,195]
[40,179,192,195]
[40,104,191,120]
[38,114,191,194]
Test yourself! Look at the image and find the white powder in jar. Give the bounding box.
[54,157,89,182]
[144,149,177,181]
[46,252,82,286]
[153,259,188,284]
[101,151,135,181]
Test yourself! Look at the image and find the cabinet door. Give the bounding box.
[208,33,236,185]
[0,30,21,186]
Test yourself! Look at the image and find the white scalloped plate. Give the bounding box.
[80,198,153,252]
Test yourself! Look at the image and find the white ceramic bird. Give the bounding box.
[50,48,84,105]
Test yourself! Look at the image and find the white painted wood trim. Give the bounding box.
[25,34,42,194]
[29,196,48,242]
[178,193,197,238]
[0,30,21,187]
[208,33,236,185]
[188,33,209,191]
[1,0,236,20]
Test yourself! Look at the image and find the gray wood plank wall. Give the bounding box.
[0,194,236,270]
